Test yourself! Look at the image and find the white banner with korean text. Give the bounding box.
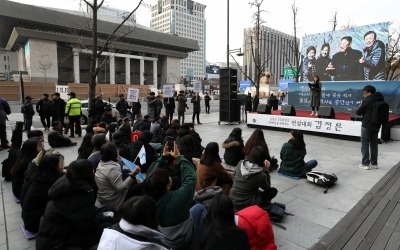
[247,113,363,137]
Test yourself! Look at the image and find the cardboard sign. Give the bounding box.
[193,81,202,92]
[127,88,139,102]
[163,85,174,98]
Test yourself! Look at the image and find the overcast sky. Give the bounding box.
[11,0,400,64]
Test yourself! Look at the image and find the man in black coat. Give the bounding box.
[0,97,11,149]
[331,36,363,81]
[163,96,176,123]
[116,94,129,118]
[204,92,211,114]
[92,95,106,122]
[48,121,77,148]
[191,92,202,125]
[51,93,66,132]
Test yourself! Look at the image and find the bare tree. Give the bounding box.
[341,18,356,30]
[38,55,53,83]
[79,0,144,115]
[386,28,400,80]
[330,10,338,31]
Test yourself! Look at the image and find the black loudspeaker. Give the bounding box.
[350,109,363,121]
[256,104,271,114]
[219,68,239,123]
[318,106,335,119]
[281,105,296,116]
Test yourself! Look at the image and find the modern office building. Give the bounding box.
[0,0,198,85]
[150,0,206,82]
[242,26,300,85]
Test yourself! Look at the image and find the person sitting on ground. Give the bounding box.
[77,133,94,160]
[177,134,197,167]
[88,133,108,170]
[95,143,141,211]
[93,122,107,134]
[278,130,318,178]
[27,130,44,141]
[163,122,180,145]
[200,193,250,250]
[132,114,143,131]
[22,151,65,233]
[150,116,163,143]
[48,121,77,148]
[143,143,205,249]
[243,129,278,170]
[222,128,245,166]
[230,146,278,212]
[138,115,151,131]
[36,159,102,250]
[176,123,203,158]
[124,130,157,173]
[11,138,44,200]
[196,142,233,194]
[100,107,118,125]
[112,118,132,147]
[97,196,168,249]
[86,120,98,135]
[235,205,277,250]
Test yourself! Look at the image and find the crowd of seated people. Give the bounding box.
[2,93,321,250]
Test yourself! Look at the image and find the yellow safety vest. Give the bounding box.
[65,98,82,116]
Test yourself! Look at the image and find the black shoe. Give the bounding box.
[78,134,82,137]
[69,142,78,146]
[1,144,11,149]
[69,135,75,138]
[197,122,202,125]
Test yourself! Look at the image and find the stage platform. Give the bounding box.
[247,110,400,140]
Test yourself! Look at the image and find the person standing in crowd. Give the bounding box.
[191,92,202,125]
[279,130,318,178]
[204,92,211,114]
[267,93,279,110]
[36,93,53,131]
[147,92,158,120]
[244,93,252,123]
[116,94,129,119]
[130,100,141,122]
[177,90,188,125]
[309,75,322,116]
[0,97,11,149]
[91,94,105,123]
[164,95,176,123]
[315,43,332,81]
[359,31,386,80]
[252,95,259,112]
[21,96,35,132]
[51,93,66,132]
[356,85,385,170]
[302,46,317,81]
[331,36,363,81]
[156,95,163,118]
[65,92,82,138]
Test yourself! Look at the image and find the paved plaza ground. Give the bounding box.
[1,102,399,249]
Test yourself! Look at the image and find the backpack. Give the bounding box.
[41,100,52,113]
[371,100,389,127]
[21,104,27,114]
[259,202,293,230]
[306,171,338,193]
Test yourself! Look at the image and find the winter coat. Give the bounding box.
[51,98,66,121]
[36,175,101,250]
[131,102,142,117]
[65,97,82,117]
[204,95,211,105]
[100,113,117,124]
[309,81,321,108]
[245,96,252,112]
[22,102,35,118]
[92,99,105,121]
[95,160,135,211]
[152,155,196,249]
[177,95,188,113]
[98,219,168,250]
[11,160,30,199]
[147,96,158,118]
[223,139,245,167]
[315,56,332,81]
[48,129,72,147]
[163,128,178,144]
[22,174,63,233]
[362,40,386,80]
[196,161,233,194]
[252,97,259,112]
[164,97,176,114]
[278,141,307,177]
[267,96,279,110]
[235,205,277,250]
[116,99,129,116]
[331,47,363,81]
[88,151,101,170]
[150,122,163,143]
[356,92,385,130]
[138,119,151,131]
[229,160,272,211]
[36,98,52,117]
[191,95,201,112]
[112,124,131,146]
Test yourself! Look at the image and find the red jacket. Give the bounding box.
[236,205,277,250]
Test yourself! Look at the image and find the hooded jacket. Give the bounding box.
[222,138,245,166]
[229,160,272,211]
[356,92,385,130]
[36,175,101,250]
